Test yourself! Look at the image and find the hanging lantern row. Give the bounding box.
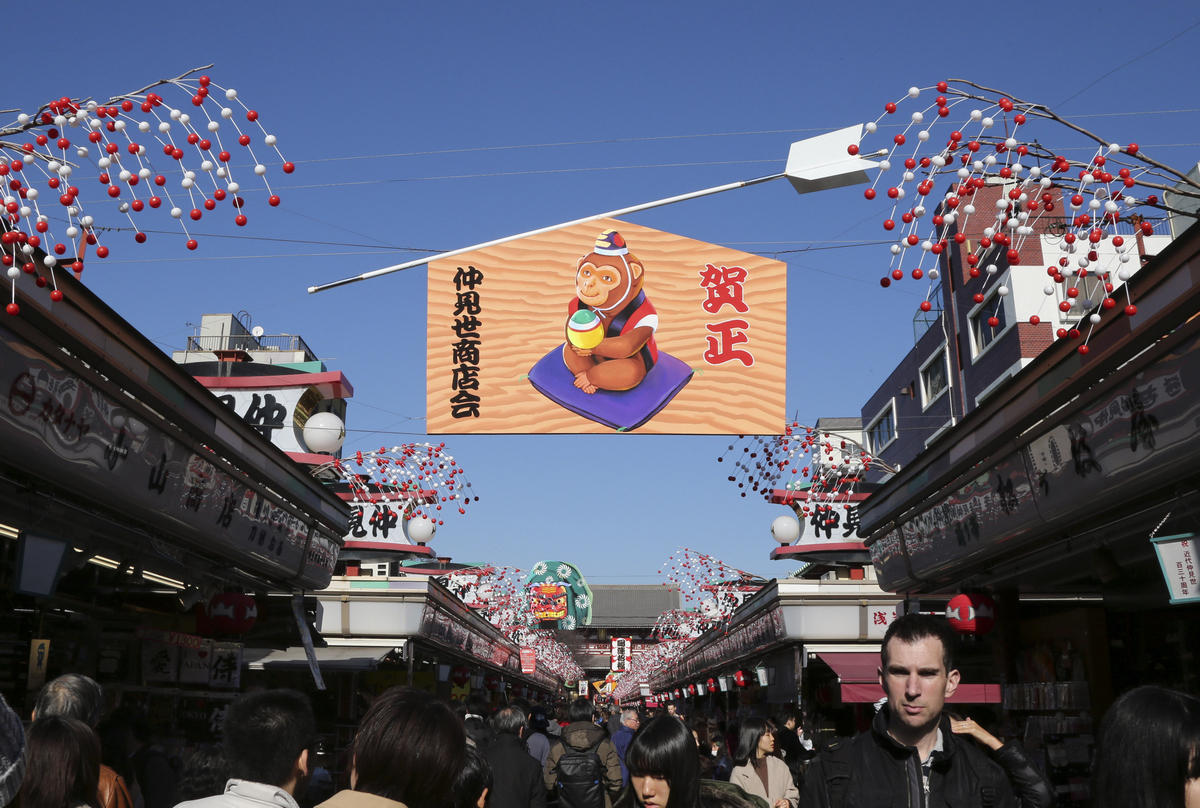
[718,424,895,512]
[313,443,477,527]
[855,80,1199,355]
[1,65,294,315]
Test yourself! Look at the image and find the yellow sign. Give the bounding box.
[427,219,786,434]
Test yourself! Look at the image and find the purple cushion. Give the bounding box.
[528,346,694,431]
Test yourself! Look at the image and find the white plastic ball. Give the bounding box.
[957,167,970,178]
[18,207,29,217]
[25,189,38,201]
[1089,199,1101,210]
[138,168,151,179]
[225,88,238,100]
[264,134,277,146]
[1119,253,1131,263]
[1005,138,1018,149]
[80,215,93,226]
[986,263,998,274]
[1044,285,1055,296]
[964,204,976,215]
[98,157,111,169]
[228,182,240,193]
[113,120,125,132]
[138,121,151,132]
[216,167,228,178]
[1108,143,1121,153]
[201,160,214,172]
[66,226,79,238]
[1090,313,1102,324]
[908,86,920,98]
[771,515,801,545]
[89,118,102,129]
[76,147,89,158]
[918,130,930,142]
[207,121,220,132]
[302,412,346,453]
[932,155,946,167]
[970,109,982,121]
[181,177,194,189]
[865,121,877,133]
[406,516,436,545]
[16,114,28,124]
[178,113,190,124]
[878,159,891,170]
[158,122,171,133]
[170,207,182,219]
[254,164,267,176]
[221,107,234,119]
[921,240,933,251]
[911,111,924,123]
[890,244,902,255]
[981,117,994,128]
[6,267,19,279]
[984,154,997,166]
[1118,269,1133,281]
[44,256,56,267]
[998,285,1010,296]
[913,205,926,217]
[1030,166,1042,178]
[903,170,915,182]
[928,268,940,280]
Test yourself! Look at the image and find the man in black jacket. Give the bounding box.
[800,614,1033,808]
[485,705,547,808]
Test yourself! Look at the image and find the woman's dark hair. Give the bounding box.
[732,717,769,767]
[352,687,466,808]
[1092,685,1200,808]
[176,744,231,802]
[567,698,595,724]
[626,715,700,808]
[452,747,493,808]
[463,716,493,751]
[21,716,101,808]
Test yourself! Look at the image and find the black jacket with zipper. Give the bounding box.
[798,709,1023,808]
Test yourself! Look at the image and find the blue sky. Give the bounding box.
[15,1,1200,584]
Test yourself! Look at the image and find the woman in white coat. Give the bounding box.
[728,718,798,808]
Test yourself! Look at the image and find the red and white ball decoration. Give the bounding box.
[1,66,293,315]
[855,80,1199,354]
[314,443,477,527]
[718,424,895,528]
[439,563,584,682]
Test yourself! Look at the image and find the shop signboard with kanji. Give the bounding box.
[1153,533,1200,604]
[427,218,786,433]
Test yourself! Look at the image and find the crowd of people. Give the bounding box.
[0,615,1197,808]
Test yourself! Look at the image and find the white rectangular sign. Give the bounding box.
[1153,533,1200,604]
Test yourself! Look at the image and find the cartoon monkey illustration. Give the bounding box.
[562,229,658,394]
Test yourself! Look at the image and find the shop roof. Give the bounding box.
[588,585,680,627]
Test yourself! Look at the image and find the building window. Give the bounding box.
[970,292,1009,357]
[866,401,896,453]
[920,347,948,408]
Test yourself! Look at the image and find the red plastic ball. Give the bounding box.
[95,245,109,258]
[1029,315,1040,325]
[864,188,876,200]
[50,289,64,302]
[1125,304,1138,316]
[235,214,248,227]
[891,269,904,280]
[268,195,281,206]
[186,239,199,251]
[190,209,203,221]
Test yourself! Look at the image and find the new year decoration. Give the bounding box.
[1,66,292,315]
[312,443,477,528]
[856,80,1199,354]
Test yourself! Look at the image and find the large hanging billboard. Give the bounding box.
[426,218,786,434]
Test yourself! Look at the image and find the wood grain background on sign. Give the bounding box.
[427,218,786,434]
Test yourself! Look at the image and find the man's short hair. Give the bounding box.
[222,689,314,787]
[490,705,527,737]
[567,698,594,723]
[881,613,958,672]
[33,674,103,728]
[621,708,639,723]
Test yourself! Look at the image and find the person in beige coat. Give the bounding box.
[728,719,798,808]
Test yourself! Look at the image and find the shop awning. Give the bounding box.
[815,651,1001,704]
[244,644,403,671]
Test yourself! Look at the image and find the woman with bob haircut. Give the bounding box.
[21,716,102,808]
[318,687,466,808]
[625,714,701,808]
[728,718,797,808]
[1092,685,1200,808]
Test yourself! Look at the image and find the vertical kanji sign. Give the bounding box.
[427,218,786,433]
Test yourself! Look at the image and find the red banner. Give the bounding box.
[519,647,537,674]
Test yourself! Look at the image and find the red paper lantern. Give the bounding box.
[945,592,996,635]
[687,684,696,695]
[203,592,258,634]
[451,666,470,687]
[706,678,717,691]
[734,670,747,687]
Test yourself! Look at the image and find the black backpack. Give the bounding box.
[555,738,606,808]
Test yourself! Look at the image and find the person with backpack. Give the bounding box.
[799,614,1026,808]
[543,699,622,808]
